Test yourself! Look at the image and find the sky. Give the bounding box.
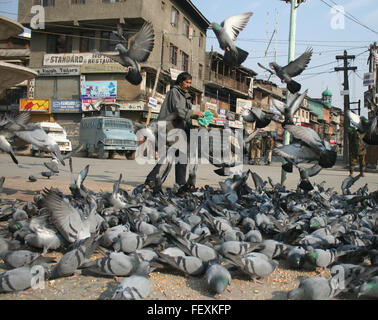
[1,0,377,117]
[191,0,378,117]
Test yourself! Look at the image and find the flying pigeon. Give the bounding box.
[93,22,155,85]
[258,48,313,94]
[210,12,253,67]
[272,90,308,125]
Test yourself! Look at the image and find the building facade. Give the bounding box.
[18,0,210,145]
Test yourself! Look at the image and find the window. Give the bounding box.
[46,34,73,53]
[71,0,86,4]
[100,31,119,51]
[181,51,189,72]
[80,31,95,52]
[169,43,178,65]
[199,33,204,48]
[170,6,179,27]
[35,0,55,6]
[182,18,190,38]
[198,64,203,80]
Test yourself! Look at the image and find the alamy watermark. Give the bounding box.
[30,5,45,30]
[135,122,244,168]
[330,5,345,30]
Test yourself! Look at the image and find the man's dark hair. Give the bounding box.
[175,72,192,85]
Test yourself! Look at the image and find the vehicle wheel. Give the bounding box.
[30,149,36,157]
[108,151,115,159]
[97,143,109,159]
[126,151,136,160]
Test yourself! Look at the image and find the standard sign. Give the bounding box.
[43,53,118,66]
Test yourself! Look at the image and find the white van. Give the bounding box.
[30,122,72,156]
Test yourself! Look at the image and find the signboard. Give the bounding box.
[340,90,349,96]
[170,68,183,81]
[35,66,81,76]
[363,72,375,86]
[43,53,118,66]
[51,100,82,113]
[19,99,50,113]
[81,98,115,112]
[80,81,117,99]
[80,64,126,74]
[27,78,35,99]
[119,103,147,111]
[148,97,160,113]
[236,98,252,114]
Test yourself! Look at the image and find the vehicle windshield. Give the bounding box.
[103,119,132,130]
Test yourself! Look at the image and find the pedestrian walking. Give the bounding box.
[348,126,366,177]
[264,132,274,165]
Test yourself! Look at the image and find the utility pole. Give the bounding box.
[280,0,305,185]
[334,50,357,165]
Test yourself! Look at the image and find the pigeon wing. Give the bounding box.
[274,143,319,161]
[221,12,253,42]
[285,125,325,152]
[44,191,85,243]
[282,48,313,77]
[127,22,155,63]
[15,127,49,147]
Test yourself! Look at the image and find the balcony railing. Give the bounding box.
[205,70,249,93]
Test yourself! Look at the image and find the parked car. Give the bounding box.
[79,116,138,159]
[30,122,72,156]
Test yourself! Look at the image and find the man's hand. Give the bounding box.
[192,111,204,119]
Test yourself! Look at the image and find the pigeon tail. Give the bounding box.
[319,150,337,168]
[287,80,301,94]
[125,69,143,86]
[223,47,249,68]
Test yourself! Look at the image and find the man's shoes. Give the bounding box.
[360,172,365,177]
[349,172,353,177]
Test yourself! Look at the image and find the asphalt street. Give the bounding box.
[0,153,377,201]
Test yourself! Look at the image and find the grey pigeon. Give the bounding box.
[272,90,308,125]
[205,261,232,295]
[15,123,65,165]
[113,231,164,254]
[169,236,220,262]
[93,22,154,85]
[0,249,55,269]
[305,247,344,269]
[49,236,97,279]
[286,125,337,168]
[258,239,288,260]
[24,214,64,254]
[286,246,306,269]
[157,251,206,276]
[81,251,139,277]
[41,171,54,179]
[99,224,130,248]
[28,175,37,182]
[0,112,31,165]
[112,261,151,300]
[241,107,272,128]
[43,189,96,243]
[341,173,362,195]
[210,12,253,67]
[287,276,342,300]
[0,264,51,293]
[258,48,313,94]
[358,276,378,298]
[227,253,279,280]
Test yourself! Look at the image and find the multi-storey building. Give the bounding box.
[18,0,209,144]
